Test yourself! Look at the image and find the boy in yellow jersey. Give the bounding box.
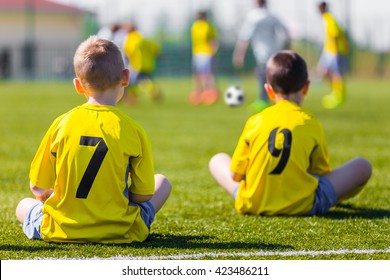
[16,36,172,243]
[189,10,219,105]
[317,1,349,109]
[209,51,371,216]
[122,23,162,105]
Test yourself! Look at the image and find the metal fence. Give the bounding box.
[0,44,75,80]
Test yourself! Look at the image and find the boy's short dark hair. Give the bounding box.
[257,0,266,7]
[197,10,207,20]
[266,50,308,95]
[318,2,328,13]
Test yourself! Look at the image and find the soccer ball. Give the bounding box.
[224,85,245,106]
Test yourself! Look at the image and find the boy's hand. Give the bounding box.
[232,172,244,182]
[35,189,53,202]
[30,182,53,202]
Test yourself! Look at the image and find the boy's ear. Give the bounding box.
[122,69,130,87]
[73,78,86,95]
[264,83,276,100]
[302,80,310,96]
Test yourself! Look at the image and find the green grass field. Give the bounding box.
[0,76,389,260]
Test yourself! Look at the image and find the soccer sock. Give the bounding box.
[331,79,345,103]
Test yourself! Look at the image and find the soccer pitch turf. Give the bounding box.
[0,77,389,260]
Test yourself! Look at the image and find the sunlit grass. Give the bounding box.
[0,76,389,259]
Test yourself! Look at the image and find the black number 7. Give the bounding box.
[76,136,108,199]
[268,128,292,175]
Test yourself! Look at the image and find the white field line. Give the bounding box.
[105,248,390,260]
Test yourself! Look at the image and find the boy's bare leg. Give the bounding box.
[209,153,240,197]
[15,198,41,224]
[150,174,172,212]
[323,157,372,201]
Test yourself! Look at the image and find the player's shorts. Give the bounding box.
[192,54,213,74]
[22,200,156,240]
[23,201,44,239]
[307,176,337,216]
[129,201,155,230]
[232,176,337,215]
[317,51,348,76]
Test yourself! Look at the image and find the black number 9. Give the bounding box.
[268,128,292,174]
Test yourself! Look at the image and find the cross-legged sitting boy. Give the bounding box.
[209,50,371,216]
[16,36,172,243]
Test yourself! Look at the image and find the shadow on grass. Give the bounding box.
[326,203,390,219]
[121,233,293,251]
[1,235,292,254]
[0,244,66,253]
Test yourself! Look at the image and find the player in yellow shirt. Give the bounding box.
[209,51,371,216]
[16,36,172,243]
[122,23,162,105]
[189,10,219,105]
[317,1,349,109]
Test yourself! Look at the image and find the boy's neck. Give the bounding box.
[85,88,122,106]
[274,92,304,106]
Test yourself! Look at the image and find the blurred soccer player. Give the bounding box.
[317,1,349,109]
[189,10,219,105]
[233,0,290,114]
[122,22,162,105]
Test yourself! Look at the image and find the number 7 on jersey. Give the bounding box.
[76,136,108,199]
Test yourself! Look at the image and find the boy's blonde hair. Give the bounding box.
[73,36,124,91]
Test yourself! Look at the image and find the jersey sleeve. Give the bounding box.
[327,21,338,40]
[29,117,62,189]
[238,15,256,42]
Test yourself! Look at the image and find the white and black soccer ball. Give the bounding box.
[224,85,245,106]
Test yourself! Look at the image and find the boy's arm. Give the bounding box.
[129,193,152,203]
[233,40,249,68]
[30,182,53,202]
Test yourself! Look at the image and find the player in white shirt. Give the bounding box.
[233,0,290,114]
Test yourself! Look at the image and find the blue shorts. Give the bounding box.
[307,176,337,216]
[318,51,348,76]
[22,201,156,240]
[192,54,213,74]
[232,176,337,215]
[23,202,44,239]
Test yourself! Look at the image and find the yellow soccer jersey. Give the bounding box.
[322,12,348,55]
[29,104,155,243]
[123,31,159,73]
[231,100,332,216]
[191,20,218,55]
